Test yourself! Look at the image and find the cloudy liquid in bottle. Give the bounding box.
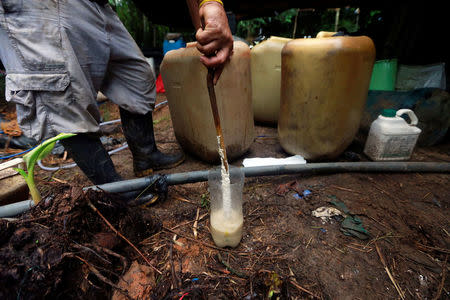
[209,138,243,247]
[210,209,243,248]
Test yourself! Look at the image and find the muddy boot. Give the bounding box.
[60,134,122,185]
[119,107,185,177]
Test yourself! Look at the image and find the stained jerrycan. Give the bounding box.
[278,36,375,160]
[364,109,422,161]
[251,36,291,124]
[160,41,254,163]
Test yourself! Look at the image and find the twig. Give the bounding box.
[369,179,405,204]
[71,242,111,265]
[443,228,450,237]
[375,243,405,300]
[247,252,265,270]
[87,199,162,274]
[366,215,390,230]
[346,243,373,253]
[87,243,128,275]
[169,243,180,289]
[172,234,184,247]
[421,192,431,200]
[290,279,320,299]
[193,207,200,239]
[334,247,347,254]
[416,243,450,254]
[163,226,237,253]
[73,255,131,299]
[330,185,364,195]
[216,252,248,278]
[170,213,207,231]
[7,215,50,223]
[432,255,447,300]
[366,232,400,247]
[174,195,198,206]
[52,177,68,184]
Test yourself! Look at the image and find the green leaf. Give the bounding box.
[23,133,75,167]
[13,167,28,179]
[37,142,56,161]
[21,133,76,203]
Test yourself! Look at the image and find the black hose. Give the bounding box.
[3,161,449,218]
[85,162,450,194]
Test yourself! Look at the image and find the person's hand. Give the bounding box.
[196,1,233,84]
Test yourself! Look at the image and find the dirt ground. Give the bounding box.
[1,94,449,299]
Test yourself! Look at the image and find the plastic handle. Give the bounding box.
[396,109,418,126]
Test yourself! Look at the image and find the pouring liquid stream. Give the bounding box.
[217,136,232,218]
[206,68,232,216]
[207,68,242,247]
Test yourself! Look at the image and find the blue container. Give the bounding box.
[163,37,186,56]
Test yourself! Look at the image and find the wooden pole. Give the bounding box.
[292,8,300,39]
[206,68,229,173]
[334,8,340,32]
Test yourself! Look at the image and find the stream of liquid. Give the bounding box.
[210,135,243,247]
[217,136,232,217]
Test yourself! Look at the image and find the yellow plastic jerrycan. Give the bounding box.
[160,41,254,163]
[278,36,375,160]
[251,36,292,124]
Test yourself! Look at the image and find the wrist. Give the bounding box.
[198,0,223,8]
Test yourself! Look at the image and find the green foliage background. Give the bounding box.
[105,2,383,50]
[108,0,169,50]
[236,8,364,41]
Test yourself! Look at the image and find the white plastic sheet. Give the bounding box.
[242,155,306,167]
[396,63,446,91]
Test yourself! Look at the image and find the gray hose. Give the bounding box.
[0,200,35,218]
[2,161,449,218]
[86,162,450,194]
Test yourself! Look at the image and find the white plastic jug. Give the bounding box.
[364,109,422,161]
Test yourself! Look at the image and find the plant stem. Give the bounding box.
[27,165,41,204]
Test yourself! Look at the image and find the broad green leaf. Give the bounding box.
[37,142,56,161]
[20,133,76,204]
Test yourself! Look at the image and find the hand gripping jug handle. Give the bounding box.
[396,109,418,126]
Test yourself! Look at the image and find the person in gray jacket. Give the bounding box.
[0,0,233,184]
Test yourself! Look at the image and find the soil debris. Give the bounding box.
[0,184,160,299]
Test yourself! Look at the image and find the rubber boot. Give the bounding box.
[119,107,185,177]
[60,134,122,185]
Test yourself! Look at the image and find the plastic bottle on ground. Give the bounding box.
[364,108,422,161]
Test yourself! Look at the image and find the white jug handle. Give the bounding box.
[396,109,418,126]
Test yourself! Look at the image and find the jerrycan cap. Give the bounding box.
[381,109,396,118]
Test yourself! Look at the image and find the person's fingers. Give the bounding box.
[196,2,233,84]
[199,48,228,68]
[196,40,220,56]
[195,27,220,45]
